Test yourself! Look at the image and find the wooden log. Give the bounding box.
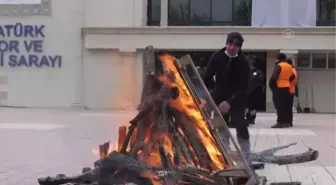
[129,85,178,125]
[171,124,194,164]
[99,141,110,160]
[120,123,137,154]
[38,151,230,185]
[174,111,211,169]
[38,168,99,185]
[229,143,319,165]
[129,86,178,157]
[250,148,318,165]
[129,117,149,157]
[159,144,170,169]
[117,126,127,152]
[137,74,161,111]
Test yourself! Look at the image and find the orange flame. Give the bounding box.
[158,54,225,170]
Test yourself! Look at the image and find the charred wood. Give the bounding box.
[99,142,110,160]
[129,85,178,125]
[129,86,178,156]
[171,125,193,164]
[250,143,319,165]
[117,126,127,152]
[173,147,181,165]
[159,144,170,169]
[120,123,136,153]
[38,168,99,185]
[38,151,230,185]
[251,148,318,165]
[129,117,149,157]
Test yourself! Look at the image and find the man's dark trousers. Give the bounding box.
[275,87,292,125]
[288,94,294,126]
[212,93,249,140]
[230,105,249,140]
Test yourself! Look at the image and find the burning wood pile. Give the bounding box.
[38,46,318,185]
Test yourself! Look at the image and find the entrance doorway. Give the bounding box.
[154,50,267,111]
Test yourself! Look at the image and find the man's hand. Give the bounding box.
[199,98,206,108]
[218,101,231,114]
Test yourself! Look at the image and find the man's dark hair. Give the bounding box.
[226,32,244,48]
[287,58,293,65]
[277,53,287,61]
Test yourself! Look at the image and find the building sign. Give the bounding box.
[0,23,62,68]
[0,0,41,4]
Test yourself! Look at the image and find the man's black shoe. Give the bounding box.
[271,123,290,128]
[251,163,265,170]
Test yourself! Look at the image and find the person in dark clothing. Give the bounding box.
[203,32,251,158]
[245,59,264,125]
[269,53,295,128]
[287,58,298,126]
[196,58,208,79]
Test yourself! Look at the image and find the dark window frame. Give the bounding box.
[327,53,336,69]
[167,0,252,26]
[316,0,336,26]
[148,0,335,26]
[147,0,161,26]
[297,53,312,68]
[312,53,328,69]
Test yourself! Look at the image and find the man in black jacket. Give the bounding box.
[203,32,251,158]
[246,59,264,125]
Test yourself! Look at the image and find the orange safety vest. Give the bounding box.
[276,62,293,88]
[289,67,298,94]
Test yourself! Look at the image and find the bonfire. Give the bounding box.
[38,46,318,185]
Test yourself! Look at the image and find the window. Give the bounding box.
[147,0,161,26]
[297,53,311,68]
[328,53,336,68]
[233,0,252,25]
[168,0,190,25]
[212,0,233,22]
[190,0,211,23]
[317,0,336,26]
[312,53,327,68]
[168,0,251,26]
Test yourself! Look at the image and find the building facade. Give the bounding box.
[0,0,335,112]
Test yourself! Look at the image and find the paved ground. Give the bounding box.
[0,108,335,185]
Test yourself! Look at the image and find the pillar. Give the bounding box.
[71,0,85,108]
[117,48,142,109]
[160,0,168,26]
[0,75,8,105]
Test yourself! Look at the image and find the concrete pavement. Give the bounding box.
[0,108,335,185]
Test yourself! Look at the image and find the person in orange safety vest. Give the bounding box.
[269,53,296,128]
